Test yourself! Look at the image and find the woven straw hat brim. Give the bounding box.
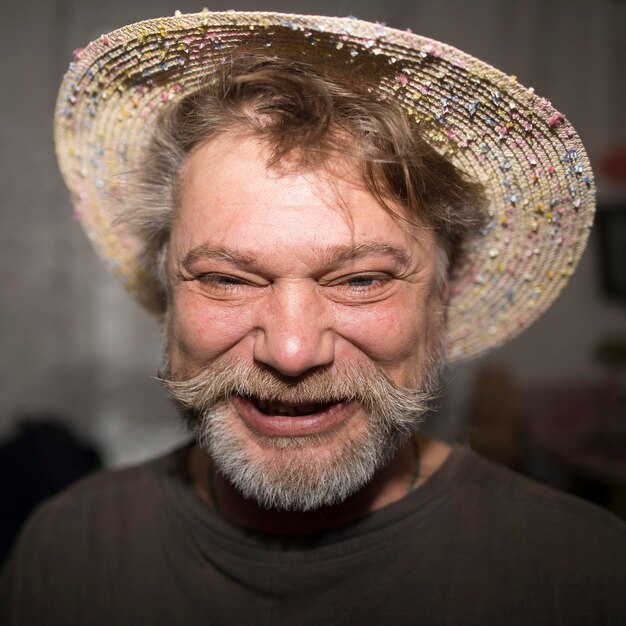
[54,11,595,363]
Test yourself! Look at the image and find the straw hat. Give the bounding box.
[54,10,595,362]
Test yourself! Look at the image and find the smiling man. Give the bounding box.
[140,57,483,528]
[2,11,625,626]
[163,128,452,520]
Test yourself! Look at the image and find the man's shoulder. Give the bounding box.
[38,443,183,515]
[11,443,188,558]
[0,445,191,624]
[461,446,622,516]
[450,445,626,559]
[387,446,626,624]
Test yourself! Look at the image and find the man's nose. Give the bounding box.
[252,282,335,377]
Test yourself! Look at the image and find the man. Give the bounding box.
[2,11,624,625]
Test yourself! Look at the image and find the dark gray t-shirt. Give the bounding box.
[2,443,625,625]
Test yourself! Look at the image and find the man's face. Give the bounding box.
[165,132,446,510]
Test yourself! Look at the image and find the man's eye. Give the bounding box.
[197,273,246,288]
[340,274,391,290]
[345,275,377,288]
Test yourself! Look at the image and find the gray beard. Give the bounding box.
[161,351,444,512]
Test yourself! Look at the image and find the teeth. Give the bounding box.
[255,398,329,416]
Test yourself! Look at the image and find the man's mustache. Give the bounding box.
[159,356,439,432]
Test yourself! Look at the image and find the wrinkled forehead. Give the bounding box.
[176,131,434,252]
[178,129,428,239]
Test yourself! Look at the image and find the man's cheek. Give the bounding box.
[336,307,423,364]
[170,298,251,366]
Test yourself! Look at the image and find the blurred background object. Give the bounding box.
[467,336,626,520]
[1,0,625,557]
[0,417,101,566]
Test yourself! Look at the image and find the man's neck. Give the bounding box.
[188,434,451,535]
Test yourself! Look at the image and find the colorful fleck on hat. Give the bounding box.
[54,10,595,363]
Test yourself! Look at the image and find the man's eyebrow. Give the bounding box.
[319,242,412,268]
[181,244,256,272]
[180,241,412,273]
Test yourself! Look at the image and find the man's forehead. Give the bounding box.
[181,131,367,198]
[174,133,435,261]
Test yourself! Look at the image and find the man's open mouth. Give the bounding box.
[231,394,356,437]
[248,396,336,417]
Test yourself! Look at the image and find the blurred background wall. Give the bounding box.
[1,0,624,511]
